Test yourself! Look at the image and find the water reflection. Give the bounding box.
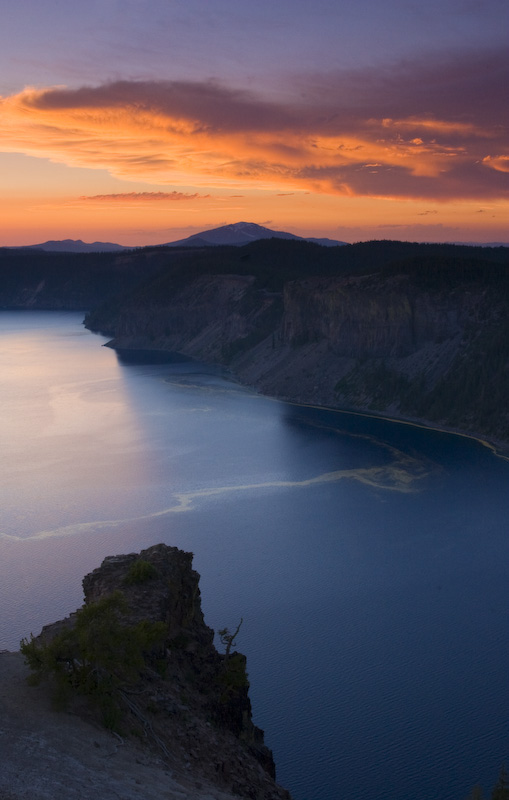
[114,347,194,365]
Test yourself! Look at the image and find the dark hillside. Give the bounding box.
[2,239,507,313]
[0,246,200,310]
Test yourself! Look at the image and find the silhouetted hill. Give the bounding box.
[17,239,128,253]
[161,221,346,247]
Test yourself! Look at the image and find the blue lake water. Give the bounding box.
[0,311,507,799]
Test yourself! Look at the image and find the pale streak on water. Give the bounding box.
[0,461,425,545]
[0,311,508,800]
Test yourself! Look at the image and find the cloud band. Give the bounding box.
[1,49,507,201]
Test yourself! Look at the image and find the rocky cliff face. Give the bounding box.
[271,270,509,442]
[34,544,290,800]
[93,264,509,444]
[281,274,463,357]
[108,274,282,364]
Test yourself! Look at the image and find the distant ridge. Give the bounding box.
[162,221,347,248]
[4,224,345,252]
[7,227,506,252]
[452,241,509,248]
[17,239,128,253]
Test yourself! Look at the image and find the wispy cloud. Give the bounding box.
[0,48,507,201]
[79,191,210,202]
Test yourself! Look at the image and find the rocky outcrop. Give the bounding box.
[0,648,251,800]
[31,544,291,800]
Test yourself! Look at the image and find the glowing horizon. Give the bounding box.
[1,2,507,246]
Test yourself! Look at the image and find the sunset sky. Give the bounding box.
[1,0,507,246]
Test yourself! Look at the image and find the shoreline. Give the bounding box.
[274,394,509,459]
[105,340,509,461]
[258,391,509,462]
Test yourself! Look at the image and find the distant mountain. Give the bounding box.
[19,239,128,253]
[6,224,345,251]
[162,222,347,248]
[8,229,506,252]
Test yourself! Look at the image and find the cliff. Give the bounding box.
[2,545,290,800]
[86,249,509,444]
[105,273,282,365]
[247,264,509,442]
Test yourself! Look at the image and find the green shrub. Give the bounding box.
[20,591,166,729]
[123,559,159,585]
[220,653,249,690]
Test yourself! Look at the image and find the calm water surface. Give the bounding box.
[1,311,507,800]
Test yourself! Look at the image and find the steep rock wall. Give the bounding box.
[281,275,463,356]
[91,270,509,443]
[245,274,508,441]
[109,274,282,364]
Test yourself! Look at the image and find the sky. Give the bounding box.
[0,0,507,246]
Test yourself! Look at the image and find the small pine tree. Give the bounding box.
[492,764,509,800]
[218,618,243,664]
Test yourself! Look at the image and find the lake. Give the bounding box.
[0,311,507,800]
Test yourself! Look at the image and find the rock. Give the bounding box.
[24,544,291,800]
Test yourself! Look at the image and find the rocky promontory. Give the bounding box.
[0,545,291,800]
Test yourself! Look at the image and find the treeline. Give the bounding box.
[3,239,508,314]
[0,245,194,310]
[83,238,509,328]
[467,763,509,799]
[380,254,509,291]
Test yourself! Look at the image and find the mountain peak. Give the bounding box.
[162,222,346,248]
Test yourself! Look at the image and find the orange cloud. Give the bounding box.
[79,191,210,201]
[0,49,507,202]
[381,117,492,137]
[482,156,509,174]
